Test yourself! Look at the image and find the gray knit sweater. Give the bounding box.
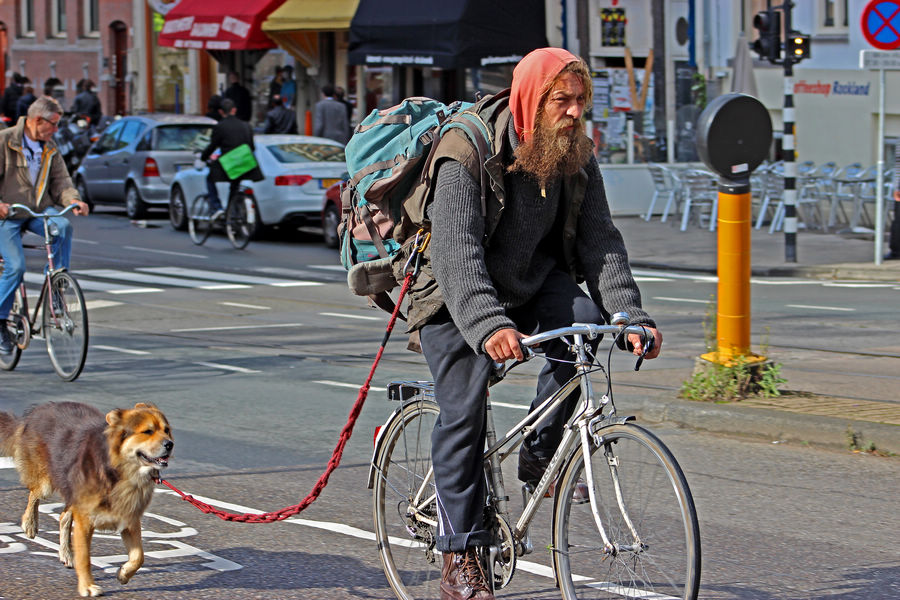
[428,122,654,354]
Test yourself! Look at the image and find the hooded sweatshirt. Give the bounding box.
[509,47,580,143]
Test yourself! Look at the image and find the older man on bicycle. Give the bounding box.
[0,96,89,354]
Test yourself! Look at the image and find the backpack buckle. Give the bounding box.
[403,229,431,276]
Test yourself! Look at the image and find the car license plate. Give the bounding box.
[320,178,340,189]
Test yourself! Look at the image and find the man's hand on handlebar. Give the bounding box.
[71,200,90,216]
[485,328,528,363]
[0,202,8,219]
[628,327,662,360]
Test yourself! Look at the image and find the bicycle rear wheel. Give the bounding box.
[372,399,442,600]
[188,195,212,245]
[552,423,701,600]
[225,192,256,249]
[0,287,25,371]
[44,272,88,381]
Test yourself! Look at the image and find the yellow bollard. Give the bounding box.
[701,180,766,366]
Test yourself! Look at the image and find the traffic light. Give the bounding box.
[751,9,782,64]
[789,32,811,63]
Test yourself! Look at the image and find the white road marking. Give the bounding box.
[308,265,346,271]
[822,282,896,288]
[78,269,249,290]
[85,299,122,310]
[631,269,717,282]
[220,301,270,310]
[652,296,710,304]
[193,362,261,374]
[786,304,855,312]
[320,312,382,321]
[634,276,674,282]
[92,345,151,355]
[139,267,311,286]
[316,379,386,392]
[25,272,160,294]
[0,457,14,469]
[171,323,303,333]
[123,245,209,259]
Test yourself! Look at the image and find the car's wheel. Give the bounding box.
[169,185,188,230]
[75,176,93,210]
[322,202,341,249]
[125,184,147,220]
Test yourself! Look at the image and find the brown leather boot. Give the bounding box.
[440,549,495,600]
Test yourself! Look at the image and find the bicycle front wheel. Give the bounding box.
[188,195,212,245]
[552,423,700,600]
[372,399,442,600]
[0,287,25,371]
[44,272,88,381]
[225,193,256,249]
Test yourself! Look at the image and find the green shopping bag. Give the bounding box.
[218,144,258,180]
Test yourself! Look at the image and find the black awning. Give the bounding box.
[348,0,548,69]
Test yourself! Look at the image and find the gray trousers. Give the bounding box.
[420,270,604,552]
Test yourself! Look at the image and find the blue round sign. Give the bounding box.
[863,1,900,50]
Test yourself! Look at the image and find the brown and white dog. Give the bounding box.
[0,402,173,597]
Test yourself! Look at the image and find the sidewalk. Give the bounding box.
[613,216,899,455]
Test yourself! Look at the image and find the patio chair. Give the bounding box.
[827,162,865,230]
[646,163,681,222]
[679,169,718,231]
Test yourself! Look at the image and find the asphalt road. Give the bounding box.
[1,210,897,599]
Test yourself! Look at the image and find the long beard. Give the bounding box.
[509,117,594,188]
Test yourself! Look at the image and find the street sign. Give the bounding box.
[860,49,900,68]
[862,1,900,50]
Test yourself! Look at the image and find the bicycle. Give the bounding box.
[0,204,89,381]
[187,185,257,249]
[369,313,701,600]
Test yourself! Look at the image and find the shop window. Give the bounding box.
[20,0,35,37]
[51,0,67,38]
[84,0,100,37]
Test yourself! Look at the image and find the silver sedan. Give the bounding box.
[168,134,346,239]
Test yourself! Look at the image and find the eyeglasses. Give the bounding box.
[38,116,61,129]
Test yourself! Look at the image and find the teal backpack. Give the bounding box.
[339,96,494,310]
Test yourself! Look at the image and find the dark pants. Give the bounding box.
[419,269,603,552]
[890,199,900,255]
[206,176,239,213]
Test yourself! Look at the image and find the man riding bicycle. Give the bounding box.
[199,98,262,220]
[0,96,89,354]
[404,48,663,599]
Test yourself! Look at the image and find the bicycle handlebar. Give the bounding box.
[7,203,78,218]
[519,322,652,349]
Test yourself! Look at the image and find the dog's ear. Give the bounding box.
[106,409,124,426]
[134,402,158,411]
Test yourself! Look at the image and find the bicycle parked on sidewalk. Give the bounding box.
[187,185,257,250]
[0,204,89,381]
[369,314,701,600]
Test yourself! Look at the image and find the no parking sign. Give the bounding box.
[862,0,900,50]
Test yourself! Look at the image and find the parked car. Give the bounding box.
[168,134,347,237]
[74,114,216,219]
[321,179,344,249]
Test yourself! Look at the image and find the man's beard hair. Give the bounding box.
[509,115,594,188]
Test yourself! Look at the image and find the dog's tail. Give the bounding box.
[0,411,18,456]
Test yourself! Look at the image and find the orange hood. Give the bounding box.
[509,47,580,143]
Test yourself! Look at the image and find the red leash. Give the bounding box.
[157,270,415,523]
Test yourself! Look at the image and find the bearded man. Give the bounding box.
[407,47,663,600]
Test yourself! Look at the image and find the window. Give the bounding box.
[153,125,213,151]
[20,0,35,36]
[92,121,125,154]
[51,0,67,37]
[116,120,145,150]
[820,0,849,32]
[84,0,100,36]
[267,143,346,163]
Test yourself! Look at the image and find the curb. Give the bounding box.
[627,394,899,455]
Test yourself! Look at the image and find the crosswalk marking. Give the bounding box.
[77,269,250,290]
[138,267,319,287]
[24,272,162,294]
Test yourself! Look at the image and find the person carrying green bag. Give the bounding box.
[199,98,264,219]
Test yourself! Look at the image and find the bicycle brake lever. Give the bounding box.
[634,336,654,372]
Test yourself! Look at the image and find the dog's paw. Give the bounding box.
[78,583,103,597]
[20,517,37,538]
[58,547,74,568]
[117,564,136,584]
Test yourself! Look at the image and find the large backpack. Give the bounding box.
[338,96,495,313]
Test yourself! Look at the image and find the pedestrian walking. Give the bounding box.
[889,143,900,260]
[70,80,102,125]
[15,82,36,121]
[263,95,297,134]
[1,73,25,123]
[279,66,296,109]
[313,83,350,145]
[223,72,252,123]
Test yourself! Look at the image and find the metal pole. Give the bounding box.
[875,68,885,265]
[782,1,797,262]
